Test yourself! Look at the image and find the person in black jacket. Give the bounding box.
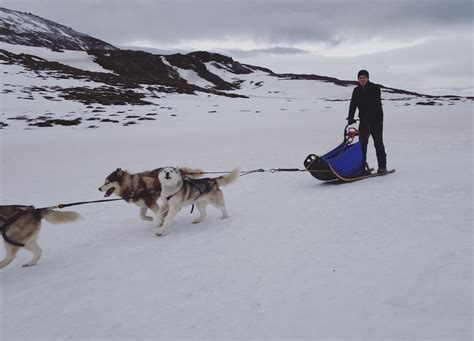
[347,69,387,173]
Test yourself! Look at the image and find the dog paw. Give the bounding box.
[221,215,229,220]
[141,216,153,221]
[22,263,36,268]
[192,219,203,224]
[156,230,167,237]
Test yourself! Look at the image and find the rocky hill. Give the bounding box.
[1,7,468,129]
[0,7,117,51]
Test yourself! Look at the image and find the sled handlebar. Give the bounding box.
[344,121,359,143]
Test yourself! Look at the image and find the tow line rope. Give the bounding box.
[20,168,311,211]
[191,168,308,177]
[40,191,159,210]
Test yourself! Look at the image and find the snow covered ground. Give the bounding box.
[0,73,473,340]
[0,42,113,73]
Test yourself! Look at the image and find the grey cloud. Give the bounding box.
[235,34,473,96]
[2,0,472,47]
[224,47,311,58]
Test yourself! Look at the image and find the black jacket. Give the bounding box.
[348,81,383,123]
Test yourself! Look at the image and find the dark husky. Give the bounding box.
[0,205,80,269]
[156,167,239,236]
[98,167,202,221]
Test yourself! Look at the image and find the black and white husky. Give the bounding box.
[99,167,202,222]
[156,167,239,236]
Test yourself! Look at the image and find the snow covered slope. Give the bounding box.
[2,48,465,131]
[2,42,463,131]
[0,7,117,50]
[0,42,113,73]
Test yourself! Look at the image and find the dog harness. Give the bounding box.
[166,178,216,201]
[0,205,35,247]
[188,178,217,200]
[165,178,217,214]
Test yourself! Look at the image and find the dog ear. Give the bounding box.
[116,168,123,177]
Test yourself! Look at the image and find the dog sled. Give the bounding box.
[303,123,395,182]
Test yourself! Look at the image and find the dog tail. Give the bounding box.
[180,167,203,179]
[215,168,240,187]
[41,209,81,224]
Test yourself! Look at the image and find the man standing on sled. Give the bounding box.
[347,69,387,173]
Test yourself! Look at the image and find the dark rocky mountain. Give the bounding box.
[88,49,257,95]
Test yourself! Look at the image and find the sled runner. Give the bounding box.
[303,123,395,182]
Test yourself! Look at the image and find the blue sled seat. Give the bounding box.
[304,141,365,181]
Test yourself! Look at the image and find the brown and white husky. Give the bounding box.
[99,167,203,222]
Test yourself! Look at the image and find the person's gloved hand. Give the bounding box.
[346,117,356,125]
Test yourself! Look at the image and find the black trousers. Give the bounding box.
[359,120,387,169]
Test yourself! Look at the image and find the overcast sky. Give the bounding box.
[2,0,473,95]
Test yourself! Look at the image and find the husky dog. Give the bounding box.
[156,167,239,236]
[99,167,203,221]
[0,205,80,269]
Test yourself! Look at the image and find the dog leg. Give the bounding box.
[192,202,207,224]
[22,240,42,267]
[150,201,160,221]
[139,207,153,221]
[0,242,20,269]
[156,205,179,237]
[210,192,229,220]
[157,202,169,227]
